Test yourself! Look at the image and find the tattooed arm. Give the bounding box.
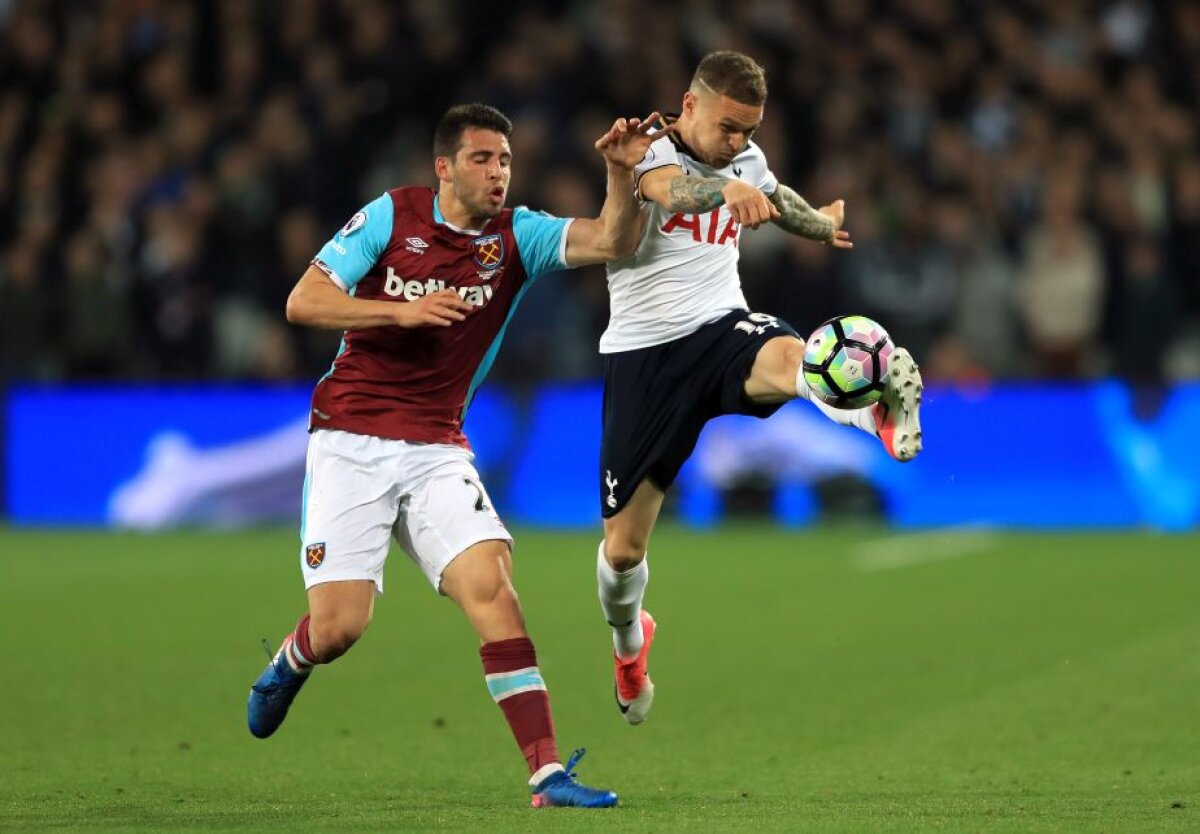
[769,185,853,248]
[767,184,836,241]
[664,174,728,212]
[640,166,781,227]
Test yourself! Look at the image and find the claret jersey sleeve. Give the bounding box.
[312,192,395,291]
[511,206,572,281]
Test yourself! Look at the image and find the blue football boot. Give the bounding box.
[530,748,618,808]
[247,639,310,739]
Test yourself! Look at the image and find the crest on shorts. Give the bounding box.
[305,542,326,569]
[472,234,505,269]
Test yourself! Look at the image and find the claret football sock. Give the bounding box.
[279,614,318,673]
[596,542,648,660]
[480,637,559,775]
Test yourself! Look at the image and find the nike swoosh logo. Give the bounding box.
[733,166,743,176]
[614,684,630,713]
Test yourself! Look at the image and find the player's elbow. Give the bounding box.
[285,287,313,325]
[608,230,639,260]
[607,211,648,260]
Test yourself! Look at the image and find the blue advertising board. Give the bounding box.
[4,382,1199,530]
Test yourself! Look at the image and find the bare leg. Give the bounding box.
[743,333,923,460]
[744,335,876,431]
[304,579,375,662]
[598,478,663,658]
[598,478,663,723]
[440,540,526,643]
[442,539,564,779]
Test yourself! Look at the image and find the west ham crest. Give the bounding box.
[472,234,505,269]
[305,542,326,569]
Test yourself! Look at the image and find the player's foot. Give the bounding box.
[614,610,656,725]
[530,748,618,808]
[873,347,923,462]
[247,640,311,739]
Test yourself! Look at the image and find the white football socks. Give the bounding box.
[596,541,649,661]
[794,361,877,435]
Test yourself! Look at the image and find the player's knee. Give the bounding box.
[767,337,805,390]
[782,337,806,376]
[604,534,647,572]
[747,336,804,401]
[309,610,370,660]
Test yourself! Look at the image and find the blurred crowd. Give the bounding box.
[1,0,1198,386]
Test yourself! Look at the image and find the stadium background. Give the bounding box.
[3,0,1199,529]
[2,3,1199,831]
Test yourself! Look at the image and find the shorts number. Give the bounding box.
[463,478,491,512]
[735,312,780,336]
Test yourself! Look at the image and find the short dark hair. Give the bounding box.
[433,103,513,159]
[692,51,768,106]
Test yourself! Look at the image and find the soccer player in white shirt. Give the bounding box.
[596,51,924,724]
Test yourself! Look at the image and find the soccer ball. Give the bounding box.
[802,315,893,408]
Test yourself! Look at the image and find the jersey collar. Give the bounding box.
[663,114,754,171]
[432,193,485,236]
[663,113,706,162]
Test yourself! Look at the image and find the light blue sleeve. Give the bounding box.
[512,206,572,281]
[312,193,394,290]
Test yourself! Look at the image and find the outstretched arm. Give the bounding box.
[768,184,853,248]
[563,113,666,266]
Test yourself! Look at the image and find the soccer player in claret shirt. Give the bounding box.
[593,52,924,725]
[246,104,662,808]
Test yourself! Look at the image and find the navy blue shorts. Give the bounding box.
[599,309,801,517]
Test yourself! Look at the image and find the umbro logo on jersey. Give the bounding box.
[405,237,428,255]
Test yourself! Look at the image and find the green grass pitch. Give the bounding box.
[1,524,1197,832]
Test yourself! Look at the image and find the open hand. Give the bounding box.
[596,111,673,171]
[819,200,853,248]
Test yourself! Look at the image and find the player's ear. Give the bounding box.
[434,155,453,183]
[682,90,697,117]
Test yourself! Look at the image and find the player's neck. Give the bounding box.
[672,119,703,162]
[436,189,489,233]
[675,117,695,148]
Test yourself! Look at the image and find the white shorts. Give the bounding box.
[299,429,511,594]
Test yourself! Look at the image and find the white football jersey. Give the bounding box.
[599,131,779,353]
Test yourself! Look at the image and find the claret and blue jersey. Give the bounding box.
[307,187,572,447]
